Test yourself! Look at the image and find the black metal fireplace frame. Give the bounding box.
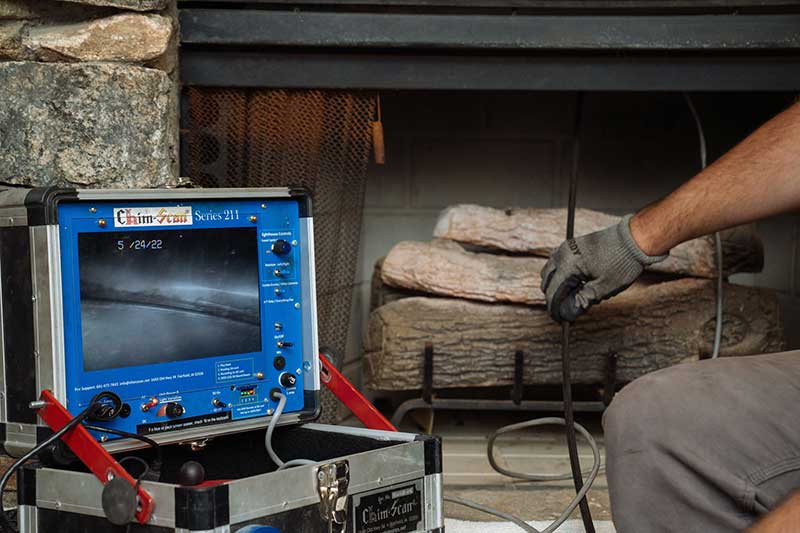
[179,1,800,91]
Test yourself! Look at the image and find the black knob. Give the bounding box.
[177,461,206,486]
[273,355,286,370]
[102,478,137,525]
[272,239,292,256]
[165,402,184,418]
[280,373,297,388]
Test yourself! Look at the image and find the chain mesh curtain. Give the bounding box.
[183,88,376,421]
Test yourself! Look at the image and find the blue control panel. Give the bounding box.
[57,197,311,441]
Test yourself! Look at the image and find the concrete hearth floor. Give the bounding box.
[393,410,613,526]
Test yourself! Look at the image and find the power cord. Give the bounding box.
[265,391,316,470]
[117,457,151,533]
[0,393,163,533]
[0,396,103,532]
[83,426,163,481]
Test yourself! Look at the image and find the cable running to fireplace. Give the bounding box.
[559,91,596,532]
[445,92,598,533]
[448,94,720,531]
[684,93,724,359]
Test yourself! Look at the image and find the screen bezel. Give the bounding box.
[58,198,307,416]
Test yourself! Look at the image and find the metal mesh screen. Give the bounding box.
[182,88,376,422]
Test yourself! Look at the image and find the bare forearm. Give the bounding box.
[746,492,800,533]
[631,101,800,256]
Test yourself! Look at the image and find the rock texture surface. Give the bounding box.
[26,13,172,63]
[0,62,178,187]
[364,279,785,390]
[0,21,26,59]
[0,0,112,21]
[0,1,50,20]
[434,204,764,278]
[58,0,168,11]
[382,240,548,305]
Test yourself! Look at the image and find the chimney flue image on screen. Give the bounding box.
[78,227,261,372]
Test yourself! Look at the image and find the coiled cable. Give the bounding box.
[445,417,601,533]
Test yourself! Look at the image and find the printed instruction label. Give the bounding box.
[215,359,254,383]
[137,412,231,435]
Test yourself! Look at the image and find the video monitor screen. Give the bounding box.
[78,227,261,372]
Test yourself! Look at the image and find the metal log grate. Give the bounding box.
[182,88,376,421]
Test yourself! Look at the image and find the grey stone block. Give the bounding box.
[0,0,113,21]
[57,0,168,12]
[26,13,173,63]
[0,0,48,20]
[0,61,178,187]
[0,20,29,59]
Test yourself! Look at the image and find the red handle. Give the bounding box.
[319,354,397,432]
[36,390,155,525]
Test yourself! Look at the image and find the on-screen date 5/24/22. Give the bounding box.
[116,238,164,251]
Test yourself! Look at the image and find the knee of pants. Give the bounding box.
[603,365,707,460]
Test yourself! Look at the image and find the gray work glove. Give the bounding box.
[540,215,668,322]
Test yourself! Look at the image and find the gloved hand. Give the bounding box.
[540,214,668,322]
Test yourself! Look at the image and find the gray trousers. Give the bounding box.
[603,350,800,532]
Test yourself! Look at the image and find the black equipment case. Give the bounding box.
[17,424,444,533]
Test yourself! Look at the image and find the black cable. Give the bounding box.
[0,391,159,533]
[117,456,150,533]
[563,91,595,533]
[117,456,151,486]
[0,399,101,532]
[83,426,162,481]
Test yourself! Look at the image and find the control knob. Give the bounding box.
[279,373,297,388]
[272,239,292,256]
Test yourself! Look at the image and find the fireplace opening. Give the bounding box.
[179,81,798,529]
[181,89,799,402]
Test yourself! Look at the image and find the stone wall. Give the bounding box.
[0,0,179,188]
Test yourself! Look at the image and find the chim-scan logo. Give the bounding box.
[113,206,193,228]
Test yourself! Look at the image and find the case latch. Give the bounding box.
[317,460,350,532]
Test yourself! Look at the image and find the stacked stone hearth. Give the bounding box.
[0,0,178,188]
[364,205,786,392]
[0,0,178,498]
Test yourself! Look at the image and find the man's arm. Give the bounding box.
[746,492,800,533]
[542,100,800,322]
[631,100,800,256]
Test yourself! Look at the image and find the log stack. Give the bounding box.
[364,205,784,392]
